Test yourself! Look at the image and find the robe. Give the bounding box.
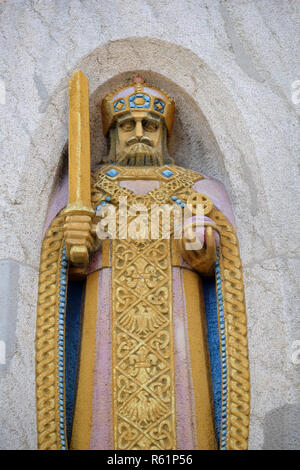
[39,164,239,450]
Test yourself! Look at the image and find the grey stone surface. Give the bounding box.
[0,262,37,449]
[0,0,299,449]
[263,404,300,450]
[0,260,19,371]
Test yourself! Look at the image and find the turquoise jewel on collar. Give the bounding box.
[106,168,119,178]
[161,168,173,178]
[170,195,185,208]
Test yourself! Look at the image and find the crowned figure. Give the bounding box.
[35,73,250,450]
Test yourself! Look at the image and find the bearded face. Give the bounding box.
[116,140,163,166]
[114,111,165,166]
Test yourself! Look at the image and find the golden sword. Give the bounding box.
[65,70,94,266]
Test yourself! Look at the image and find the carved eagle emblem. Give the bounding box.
[121,391,166,427]
[119,303,165,336]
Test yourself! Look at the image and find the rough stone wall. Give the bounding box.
[0,0,299,449]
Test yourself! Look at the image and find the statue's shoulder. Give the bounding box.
[191,173,229,196]
[172,165,204,181]
[172,166,231,201]
[172,166,235,224]
[190,173,235,226]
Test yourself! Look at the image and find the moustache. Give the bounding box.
[126,136,153,147]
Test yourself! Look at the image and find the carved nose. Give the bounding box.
[135,121,144,140]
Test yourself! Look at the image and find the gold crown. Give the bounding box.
[101,76,175,136]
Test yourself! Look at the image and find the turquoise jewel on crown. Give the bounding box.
[113,99,125,112]
[106,168,119,178]
[129,93,150,109]
[154,99,165,113]
[161,168,173,178]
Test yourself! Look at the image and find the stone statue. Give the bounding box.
[35,72,250,450]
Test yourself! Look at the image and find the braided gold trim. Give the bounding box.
[36,212,66,450]
[210,208,250,450]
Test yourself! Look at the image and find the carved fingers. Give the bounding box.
[179,224,218,276]
[64,214,94,263]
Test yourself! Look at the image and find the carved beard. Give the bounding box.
[116,142,163,166]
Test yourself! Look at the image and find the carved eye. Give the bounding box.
[143,120,158,132]
[120,120,135,131]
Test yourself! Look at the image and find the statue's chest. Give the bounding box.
[91,165,203,209]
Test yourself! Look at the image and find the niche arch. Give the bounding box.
[19,37,266,271]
